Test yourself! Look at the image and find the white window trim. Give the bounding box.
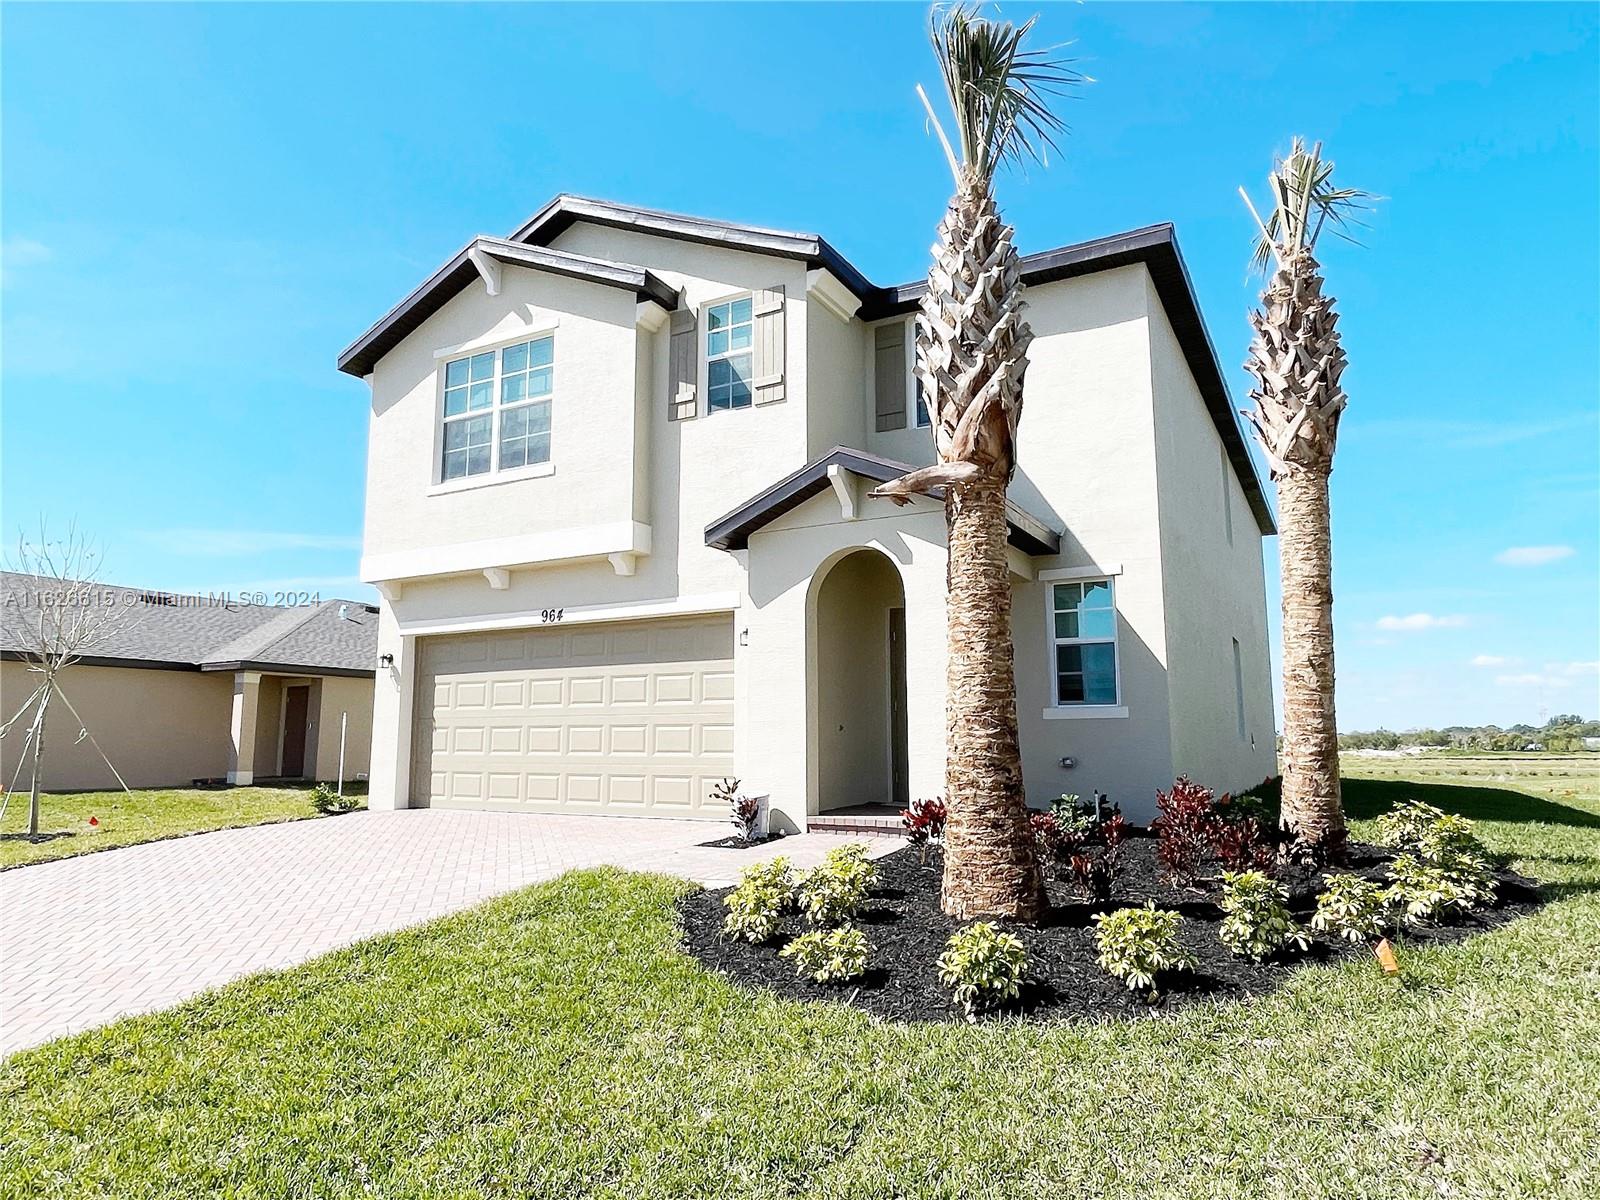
[1042,574,1126,719]
[432,318,560,361]
[1040,562,1123,582]
[433,328,556,487]
[428,461,555,497]
[703,292,756,417]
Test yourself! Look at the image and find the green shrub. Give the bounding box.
[780,925,870,983]
[1093,903,1195,994]
[1310,873,1389,943]
[937,922,1027,1019]
[722,857,794,943]
[1381,854,1482,926]
[1373,799,1450,853]
[797,843,878,926]
[1374,801,1496,918]
[310,782,360,815]
[1217,870,1311,960]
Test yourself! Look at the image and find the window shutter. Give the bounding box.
[668,308,698,421]
[752,286,786,405]
[874,321,907,431]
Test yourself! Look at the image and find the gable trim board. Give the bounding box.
[704,446,1061,557]
[337,237,680,379]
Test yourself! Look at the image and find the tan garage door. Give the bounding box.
[414,615,734,818]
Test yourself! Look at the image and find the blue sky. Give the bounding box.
[3,3,1596,730]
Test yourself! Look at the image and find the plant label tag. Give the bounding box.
[1374,938,1400,976]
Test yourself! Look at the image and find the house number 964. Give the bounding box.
[540,608,564,623]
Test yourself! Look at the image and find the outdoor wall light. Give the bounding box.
[379,653,395,668]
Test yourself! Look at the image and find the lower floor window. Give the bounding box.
[1051,579,1119,705]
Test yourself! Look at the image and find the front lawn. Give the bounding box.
[2,762,1596,1199]
[0,784,365,869]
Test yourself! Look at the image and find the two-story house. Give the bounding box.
[339,196,1277,829]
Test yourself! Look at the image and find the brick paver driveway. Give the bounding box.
[1,809,894,1055]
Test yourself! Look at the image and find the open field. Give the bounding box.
[0,785,364,869]
[2,758,1596,1199]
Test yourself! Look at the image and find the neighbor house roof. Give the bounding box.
[0,573,378,677]
[705,446,1062,556]
[339,195,1274,534]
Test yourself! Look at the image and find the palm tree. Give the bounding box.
[1239,139,1374,856]
[870,6,1081,920]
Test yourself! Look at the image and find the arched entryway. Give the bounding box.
[808,547,909,815]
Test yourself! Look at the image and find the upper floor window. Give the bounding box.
[441,335,553,481]
[1050,579,1119,706]
[915,376,931,428]
[706,296,754,412]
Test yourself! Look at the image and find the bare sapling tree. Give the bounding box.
[1238,139,1375,857]
[2,523,128,836]
[869,5,1082,920]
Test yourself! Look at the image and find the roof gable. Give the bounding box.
[705,447,1061,556]
[336,237,679,379]
[340,196,1274,534]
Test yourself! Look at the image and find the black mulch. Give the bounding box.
[675,834,1545,1024]
[697,832,788,850]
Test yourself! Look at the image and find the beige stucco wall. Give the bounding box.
[0,661,235,790]
[362,264,644,581]
[742,490,950,830]
[313,674,374,782]
[0,662,374,792]
[1005,267,1177,819]
[365,223,826,810]
[1147,278,1278,795]
[356,221,1275,827]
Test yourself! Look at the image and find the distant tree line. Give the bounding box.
[1334,714,1599,753]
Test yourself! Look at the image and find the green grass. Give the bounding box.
[2,759,1597,1199]
[0,784,364,869]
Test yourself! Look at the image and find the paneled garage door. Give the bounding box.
[414,615,734,817]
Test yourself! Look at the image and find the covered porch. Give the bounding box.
[708,446,1060,832]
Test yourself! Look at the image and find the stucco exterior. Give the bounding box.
[0,660,374,791]
[349,201,1277,827]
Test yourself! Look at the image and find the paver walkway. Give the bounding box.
[1,809,897,1055]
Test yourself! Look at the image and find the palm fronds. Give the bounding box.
[1240,138,1377,272]
[924,4,1084,184]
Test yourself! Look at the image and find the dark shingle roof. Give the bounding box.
[0,573,377,676]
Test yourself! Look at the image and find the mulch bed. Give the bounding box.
[676,833,1545,1024]
[697,832,788,850]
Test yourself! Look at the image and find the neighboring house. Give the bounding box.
[340,196,1277,829]
[0,573,377,790]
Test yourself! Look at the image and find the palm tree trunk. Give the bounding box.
[941,476,1045,921]
[1276,465,1343,847]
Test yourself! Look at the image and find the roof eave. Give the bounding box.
[705,446,1062,557]
[337,236,681,379]
[510,195,881,302]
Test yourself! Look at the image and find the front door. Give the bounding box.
[889,607,909,808]
[282,686,310,778]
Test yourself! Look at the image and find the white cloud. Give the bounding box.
[1556,660,1599,676]
[1495,673,1572,689]
[1469,654,1518,668]
[1494,545,1575,567]
[138,529,361,556]
[1376,613,1469,632]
